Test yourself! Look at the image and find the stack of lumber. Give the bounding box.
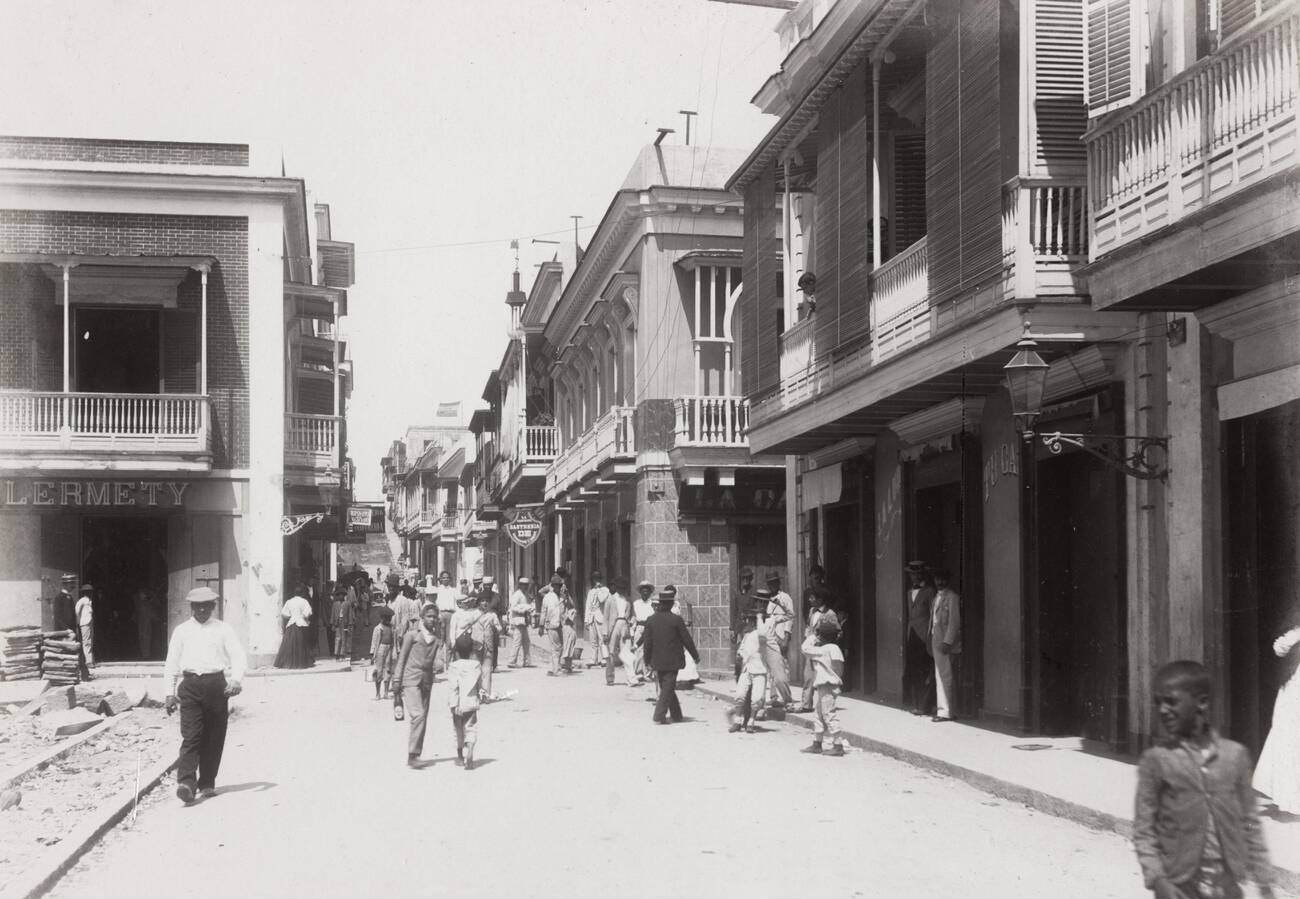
[41,630,81,685]
[0,626,42,680]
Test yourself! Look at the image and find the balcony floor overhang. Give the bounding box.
[1085,173,1300,312]
[668,445,786,473]
[748,304,1139,456]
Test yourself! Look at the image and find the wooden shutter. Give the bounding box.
[891,132,927,254]
[1085,0,1143,115]
[1220,0,1286,40]
[1033,0,1087,175]
[927,3,962,304]
[742,168,782,396]
[814,86,844,358]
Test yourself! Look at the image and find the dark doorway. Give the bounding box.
[75,308,160,393]
[81,516,169,661]
[915,483,962,587]
[1225,398,1300,755]
[823,503,863,693]
[1035,450,1126,747]
[620,522,633,584]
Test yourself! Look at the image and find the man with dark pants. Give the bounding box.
[903,561,936,715]
[641,585,701,725]
[163,586,246,804]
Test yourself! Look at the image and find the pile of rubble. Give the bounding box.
[40,631,81,686]
[0,627,42,680]
[31,681,163,737]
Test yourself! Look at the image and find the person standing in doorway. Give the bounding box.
[163,586,246,803]
[903,562,936,716]
[1254,617,1300,816]
[133,588,156,660]
[584,571,609,668]
[762,573,794,709]
[75,583,95,669]
[930,568,961,722]
[507,577,533,668]
[538,575,565,677]
[641,585,700,725]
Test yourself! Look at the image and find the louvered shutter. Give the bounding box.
[926,5,962,304]
[837,60,872,346]
[1220,0,1286,40]
[958,0,1004,285]
[814,84,843,358]
[743,167,782,396]
[1085,0,1143,115]
[891,132,927,253]
[1033,0,1087,175]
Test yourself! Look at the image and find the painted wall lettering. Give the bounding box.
[983,441,1021,502]
[0,479,193,509]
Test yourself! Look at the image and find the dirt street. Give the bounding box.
[49,665,1164,898]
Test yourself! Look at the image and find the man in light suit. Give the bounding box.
[929,567,961,722]
[640,585,701,725]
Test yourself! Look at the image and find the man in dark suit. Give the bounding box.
[903,561,936,715]
[640,585,700,725]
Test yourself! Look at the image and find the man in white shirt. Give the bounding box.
[631,580,656,682]
[74,584,95,668]
[762,573,794,708]
[538,575,566,676]
[163,586,247,804]
[507,577,534,668]
[583,571,610,668]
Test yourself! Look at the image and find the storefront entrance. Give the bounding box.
[1225,398,1300,755]
[81,516,168,661]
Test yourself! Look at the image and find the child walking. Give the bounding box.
[393,604,442,768]
[800,618,845,756]
[728,599,768,733]
[447,634,482,770]
[370,606,395,700]
[1134,660,1274,899]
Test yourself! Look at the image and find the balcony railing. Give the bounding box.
[0,391,210,456]
[1002,179,1087,296]
[545,406,635,497]
[285,413,340,468]
[517,425,559,465]
[674,396,749,447]
[1087,8,1298,258]
[779,316,816,383]
[870,236,931,363]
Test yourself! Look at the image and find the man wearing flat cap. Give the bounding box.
[640,585,701,724]
[163,586,246,804]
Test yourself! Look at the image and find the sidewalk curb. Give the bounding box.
[0,748,177,899]
[692,681,1300,895]
[0,711,134,791]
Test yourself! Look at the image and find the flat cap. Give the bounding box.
[186,586,220,604]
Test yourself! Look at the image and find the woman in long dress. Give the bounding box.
[1254,623,1300,814]
[274,584,315,669]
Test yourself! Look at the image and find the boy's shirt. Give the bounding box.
[470,610,500,647]
[508,589,532,625]
[538,592,564,629]
[447,657,482,714]
[1133,730,1271,890]
[585,586,609,626]
[800,635,844,688]
[370,622,393,656]
[766,591,794,644]
[331,598,344,623]
[75,595,93,626]
[736,627,768,675]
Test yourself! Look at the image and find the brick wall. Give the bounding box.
[0,136,248,167]
[0,211,250,468]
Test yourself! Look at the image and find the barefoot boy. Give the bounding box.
[447,634,483,770]
[1135,660,1274,899]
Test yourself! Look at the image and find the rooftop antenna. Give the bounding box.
[570,215,583,262]
[654,127,675,146]
[679,110,698,146]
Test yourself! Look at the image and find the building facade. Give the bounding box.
[0,135,355,665]
[729,0,1297,751]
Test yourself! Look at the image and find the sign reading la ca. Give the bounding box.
[504,508,544,548]
[2,479,190,508]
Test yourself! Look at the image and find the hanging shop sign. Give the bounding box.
[1,478,191,509]
[504,507,544,548]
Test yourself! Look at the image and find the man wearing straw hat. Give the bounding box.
[163,586,246,804]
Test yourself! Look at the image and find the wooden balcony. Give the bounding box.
[779,316,816,383]
[0,391,211,468]
[517,425,559,464]
[284,413,340,471]
[870,236,931,362]
[1086,9,1297,261]
[544,406,635,500]
[673,396,749,447]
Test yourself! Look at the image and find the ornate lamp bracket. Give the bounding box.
[1040,432,1169,481]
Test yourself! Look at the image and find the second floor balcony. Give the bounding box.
[284,413,342,488]
[499,423,558,504]
[1086,8,1297,307]
[0,390,212,470]
[544,406,635,501]
[673,395,749,447]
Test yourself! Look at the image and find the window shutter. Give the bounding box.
[1220,0,1285,41]
[1085,0,1143,115]
[1033,0,1087,174]
[891,132,927,253]
[742,169,782,396]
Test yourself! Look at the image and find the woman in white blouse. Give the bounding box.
[1255,619,1300,815]
[274,583,315,669]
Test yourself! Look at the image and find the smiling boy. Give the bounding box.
[1134,660,1274,899]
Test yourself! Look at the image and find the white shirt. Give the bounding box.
[434,585,459,613]
[163,617,247,695]
[766,590,794,643]
[75,594,93,626]
[281,595,312,627]
[509,589,532,624]
[585,586,609,626]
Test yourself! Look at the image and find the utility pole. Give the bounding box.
[679,110,698,146]
[570,216,583,262]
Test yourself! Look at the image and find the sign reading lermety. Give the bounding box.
[2,479,191,508]
[504,508,544,548]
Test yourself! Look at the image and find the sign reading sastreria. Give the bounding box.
[503,507,544,548]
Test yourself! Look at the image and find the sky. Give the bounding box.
[0,0,785,498]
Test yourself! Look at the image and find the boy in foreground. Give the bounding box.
[447,634,483,770]
[1134,660,1273,899]
[799,618,845,756]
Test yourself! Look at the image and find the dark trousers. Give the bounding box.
[903,631,935,713]
[653,669,683,723]
[177,672,229,790]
